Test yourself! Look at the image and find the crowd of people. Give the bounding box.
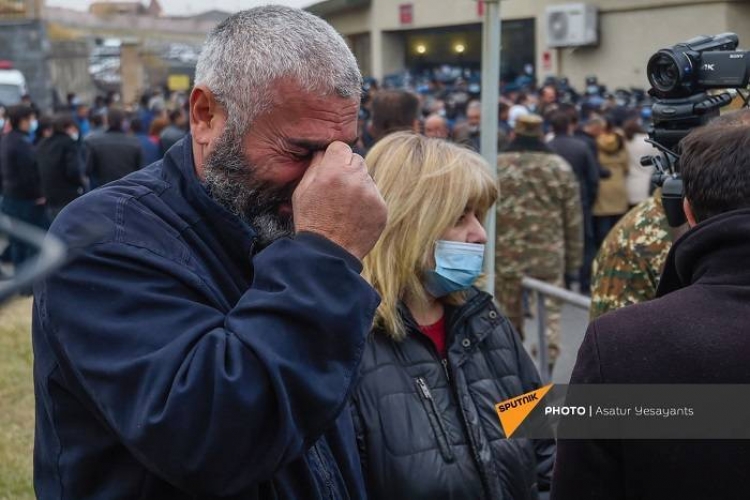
[3,5,749,500]
[350,77,658,373]
[0,90,190,274]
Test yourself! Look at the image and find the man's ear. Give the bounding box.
[683,197,698,227]
[189,85,226,147]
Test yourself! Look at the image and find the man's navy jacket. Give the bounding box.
[32,137,379,499]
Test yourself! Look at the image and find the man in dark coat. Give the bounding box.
[84,107,142,187]
[0,104,46,267]
[36,113,86,220]
[552,124,750,500]
[32,6,387,499]
[547,111,599,293]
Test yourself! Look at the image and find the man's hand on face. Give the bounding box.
[292,141,387,261]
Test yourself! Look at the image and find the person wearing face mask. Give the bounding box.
[353,132,554,500]
[36,114,86,221]
[0,104,46,270]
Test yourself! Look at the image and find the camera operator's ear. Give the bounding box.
[683,198,698,227]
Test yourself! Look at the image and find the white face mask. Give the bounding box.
[69,132,79,142]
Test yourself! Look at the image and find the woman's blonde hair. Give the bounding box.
[363,132,498,340]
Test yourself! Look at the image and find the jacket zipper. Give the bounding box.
[312,442,335,500]
[415,377,455,463]
[446,293,501,500]
[441,358,450,381]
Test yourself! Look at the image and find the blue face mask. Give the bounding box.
[29,119,38,134]
[423,240,485,297]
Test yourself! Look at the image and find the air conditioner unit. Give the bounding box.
[546,3,598,48]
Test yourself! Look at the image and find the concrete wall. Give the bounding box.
[47,40,97,109]
[726,2,750,52]
[325,6,370,35]
[0,19,52,111]
[553,2,731,89]
[317,0,744,85]
[120,41,144,107]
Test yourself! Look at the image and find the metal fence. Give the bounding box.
[521,276,591,383]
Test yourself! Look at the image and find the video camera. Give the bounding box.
[641,33,750,227]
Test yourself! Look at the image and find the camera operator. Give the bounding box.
[552,119,750,500]
[589,108,750,319]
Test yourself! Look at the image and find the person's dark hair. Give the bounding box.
[549,111,571,136]
[130,117,144,134]
[622,118,645,141]
[680,125,750,223]
[557,103,578,125]
[52,113,76,134]
[168,109,183,123]
[108,108,125,131]
[371,90,419,141]
[92,113,107,128]
[7,104,35,130]
[514,92,528,105]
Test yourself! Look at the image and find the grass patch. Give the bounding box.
[0,297,35,500]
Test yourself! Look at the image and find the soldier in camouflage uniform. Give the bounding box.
[495,114,583,367]
[589,189,684,319]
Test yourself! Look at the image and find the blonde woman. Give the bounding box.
[352,132,554,500]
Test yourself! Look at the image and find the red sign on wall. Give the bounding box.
[478,0,484,16]
[543,51,552,71]
[399,3,413,25]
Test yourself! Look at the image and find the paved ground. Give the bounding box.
[523,301,590,383]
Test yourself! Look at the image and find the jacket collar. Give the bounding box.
[657,208,750,296]
[397,287,494,363]
[162,135,258,262]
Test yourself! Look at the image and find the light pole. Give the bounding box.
[479,0,501,296]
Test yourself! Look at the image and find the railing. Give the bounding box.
[0,216,66,304]
[521,276,591,383]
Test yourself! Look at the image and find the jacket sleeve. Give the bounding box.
[551,322,625,500]
[561,168,584,276]
[507,317,556,491]
[37,232,380,497]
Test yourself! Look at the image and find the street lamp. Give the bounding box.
[454,43,466,74]
[416,44,427,72]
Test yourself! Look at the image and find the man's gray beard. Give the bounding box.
[202,127,295,249]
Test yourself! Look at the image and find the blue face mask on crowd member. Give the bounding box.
[423,240,485,297]
[29,119,38,134]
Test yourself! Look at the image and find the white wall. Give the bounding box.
[554,3,731,89]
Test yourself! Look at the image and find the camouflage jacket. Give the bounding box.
[589,189,672,319]
[495,151,584,280]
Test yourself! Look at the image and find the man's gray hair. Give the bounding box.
[195,5,362,131]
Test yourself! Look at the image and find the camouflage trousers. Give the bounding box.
[494,274,563,364]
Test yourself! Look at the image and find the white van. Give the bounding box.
[0,61,28,106]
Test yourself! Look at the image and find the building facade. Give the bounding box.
[308,0,750,90]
